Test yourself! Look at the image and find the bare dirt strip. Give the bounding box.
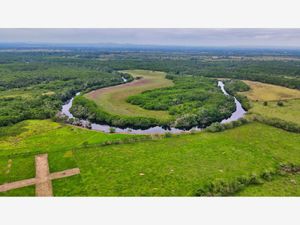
[35,154,53,196]
[0,154,80,196]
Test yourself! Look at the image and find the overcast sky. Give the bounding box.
[1,29,300,47]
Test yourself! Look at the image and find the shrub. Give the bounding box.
[277,101,284,107]
[263,101,268,106]
[205,118,250,133]
[195,171,274,196]
[164,132,172,138]
[252,115,300,133]
[205,122,224,132]
[190,129,197,135]
[109,127,116,133]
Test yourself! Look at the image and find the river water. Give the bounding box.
[217,81,247,123]
[61,80,246,134]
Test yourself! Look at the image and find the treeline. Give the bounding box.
[71,76,237,130]
[70,96,169,129]
[0,95,61,126]
[126,76,236,129]
[91,57,300,90]
[205,115,300,134]
[0,62,126,127]
[2,50,300,128]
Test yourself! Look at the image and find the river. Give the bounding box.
[61,79,246,134]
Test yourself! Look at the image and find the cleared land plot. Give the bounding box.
[240,80,300,101]
[85,70,173,121]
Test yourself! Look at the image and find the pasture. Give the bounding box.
[239,80,300,125]
[1,120,299,196]
[249,99,300,126]
[84,70,173,121]
[240,80,300,101]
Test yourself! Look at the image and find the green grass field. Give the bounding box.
[237,174,300,196]
[249,99,300,126]
[0,120,131,156]
[1,120,299,196]
[84,70,173,121]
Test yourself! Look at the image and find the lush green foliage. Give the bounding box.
[1,50,300,128]
[251,115,300,133]
[71,95,167,129]
[205,118,250,132]
[223,79,252,110]
[0,62,125,127]
[2,49,300,196]
[126,76,236,129]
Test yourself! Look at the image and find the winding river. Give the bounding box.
[61,79,246,134]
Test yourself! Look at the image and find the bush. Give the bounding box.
[205,122,224,132]
[195,170,277,196]
[190,129,197,135]
[277,101,284,107]
[263,101,268,106]
[205,118,250,133]
[109,127,116,133]
[252,115,300,133]
[164,132,172,138]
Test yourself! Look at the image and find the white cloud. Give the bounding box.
[1,29,300,47]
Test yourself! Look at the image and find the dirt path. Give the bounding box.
[35,154,53,196]
[49,168,80,180]
[0,178,36,192]
[0,153,80,196]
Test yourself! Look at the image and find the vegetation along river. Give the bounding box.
[61,79,246,134]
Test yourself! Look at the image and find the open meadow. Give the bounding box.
[85,69,173,121]
[240,80,300,125]
[1,120,299,196]
[240,80,300,101]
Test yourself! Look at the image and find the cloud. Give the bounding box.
[1,28,300,47]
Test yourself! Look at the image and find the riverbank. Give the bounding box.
[61,78,246,134]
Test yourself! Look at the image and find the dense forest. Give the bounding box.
[0,61,126,126]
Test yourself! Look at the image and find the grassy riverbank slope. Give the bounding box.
[1,120,299,196]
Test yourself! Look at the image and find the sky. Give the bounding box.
[1,29,300,47]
